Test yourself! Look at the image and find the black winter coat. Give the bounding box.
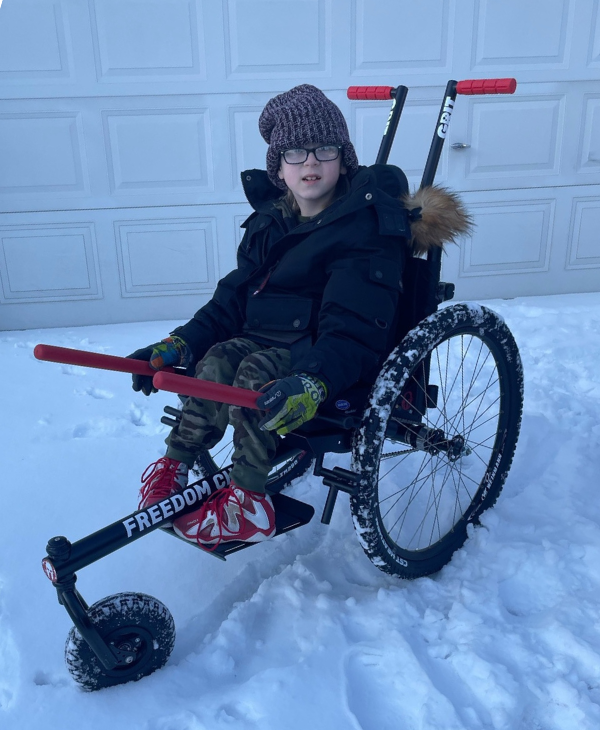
[174,165,411,402]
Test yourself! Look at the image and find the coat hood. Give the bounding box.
[401,186,474,257]
[240,166,472,255]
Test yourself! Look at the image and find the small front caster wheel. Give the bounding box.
[65,592,175,691]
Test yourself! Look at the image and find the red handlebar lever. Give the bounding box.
[33,344,260,409]
[347,78,516,101]
[152,371,259,409]
[456,78,517,95]
[347,86,395,100]
[33,344,164,376]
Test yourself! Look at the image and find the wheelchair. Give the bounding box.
[37,78,524,690]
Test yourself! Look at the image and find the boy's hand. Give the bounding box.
[146,336,193,370]
[127,336,192,396]
[257,374,327,435]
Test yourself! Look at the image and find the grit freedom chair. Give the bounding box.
[37,78,524,691]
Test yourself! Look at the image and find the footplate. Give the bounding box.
[161,493,314,560]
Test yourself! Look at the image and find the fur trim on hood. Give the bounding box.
[401,186,474,257]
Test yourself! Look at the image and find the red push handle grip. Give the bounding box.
[33,343,260,408]
[347,86,394,101]
[153,371,260,410]
[33,344,164,377]
[456,78,517,95]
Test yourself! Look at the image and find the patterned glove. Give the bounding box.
[256,373,327,436]
[127,335,193,396]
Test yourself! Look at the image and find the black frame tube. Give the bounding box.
[421,80,458,315]
[60,581,125,670]
[375,85,409,165]
[421,80,457,189]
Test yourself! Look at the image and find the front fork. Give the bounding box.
[45,537,142,670]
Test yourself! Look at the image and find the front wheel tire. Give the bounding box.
[65,592,175,691]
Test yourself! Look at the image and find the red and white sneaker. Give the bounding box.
[173,484,276,548]
[139,457,188,510]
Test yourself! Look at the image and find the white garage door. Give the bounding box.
[0,0,599,331]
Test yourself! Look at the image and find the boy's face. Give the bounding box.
[278,143,346,217]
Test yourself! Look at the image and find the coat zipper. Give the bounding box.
[252,261,278,296]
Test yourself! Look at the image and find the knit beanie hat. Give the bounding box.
[259,84,359,189]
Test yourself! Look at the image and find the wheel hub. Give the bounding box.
[390,421,471,459]
[444,434,472,461]
[107,629,150,669]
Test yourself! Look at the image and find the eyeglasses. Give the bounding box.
[281,145,342,164]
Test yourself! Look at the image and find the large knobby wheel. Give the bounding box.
[65,592,175,691]
[193,426,314,495]
[351,303,523,579]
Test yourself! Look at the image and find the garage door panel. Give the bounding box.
[224,0,329,78]
[103,109,213,192]
[472,0,572,69]
[588,0,600,67]
[459,199,554,277]
[0,222,101,303]
[568,197,600,269]
[0,112,88,195]
[0,0,71,80]
[88,0,206,81]
[465,96,564,180]
[114,217,216,297]
[351,0,454,74]
[577,94,600,172]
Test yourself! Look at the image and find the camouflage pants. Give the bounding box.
[166,338,291,493]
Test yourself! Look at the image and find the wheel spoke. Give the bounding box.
[375,327,507,553]
[210,440,234,466]
[380,452,432,514]
[388,454,455,548]
[440,343,494,439]
[447,364,498,440]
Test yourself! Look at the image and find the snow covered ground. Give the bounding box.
[1,292,600,730]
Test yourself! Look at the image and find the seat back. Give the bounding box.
[395,256,436,344]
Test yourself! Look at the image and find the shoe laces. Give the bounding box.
[198,485,247,552]
[139,457,181,509]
